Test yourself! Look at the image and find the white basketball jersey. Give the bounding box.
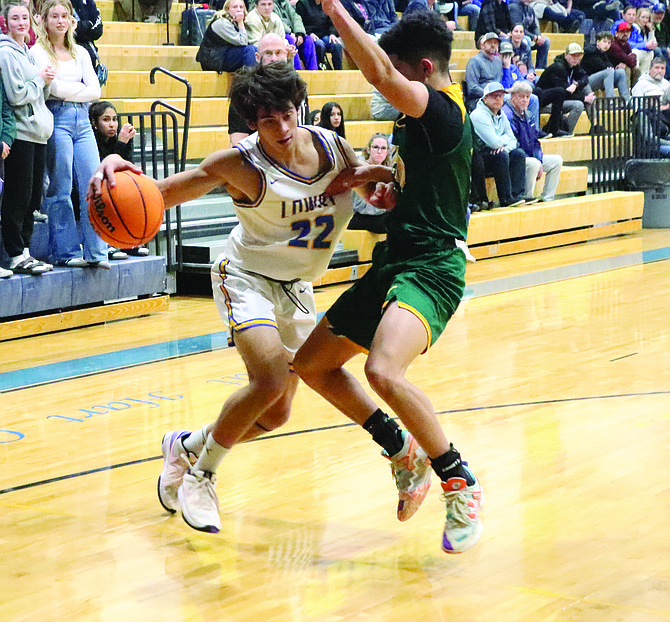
[225,126,353,282]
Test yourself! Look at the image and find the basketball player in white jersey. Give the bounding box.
[89,63,397,533]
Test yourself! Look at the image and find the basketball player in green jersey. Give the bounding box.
[293,9,484,553]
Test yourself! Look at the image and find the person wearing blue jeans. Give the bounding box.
[539,0,585,32]
[30,0,108,268]
[457,0,481,30]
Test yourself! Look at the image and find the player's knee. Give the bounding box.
[364,359,396,398]
[256,407,290,432]
[249,371,290,406]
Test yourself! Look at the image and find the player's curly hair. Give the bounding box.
[378,11,453,75]
[229,62,307,125]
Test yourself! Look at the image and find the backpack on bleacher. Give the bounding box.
[180,3,215,46]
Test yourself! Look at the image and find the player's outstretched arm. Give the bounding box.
[318,0,429,118]
[89,149,261,209]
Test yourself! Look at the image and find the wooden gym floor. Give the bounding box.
[1,229,670,622]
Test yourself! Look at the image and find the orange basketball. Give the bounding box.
[88,171,165,247]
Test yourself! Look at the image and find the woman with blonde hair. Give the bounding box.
[0,0,53,274]
[633,7,657,77]
[348,132,393,233]
[30,0,110,267]
[196,0,257,73]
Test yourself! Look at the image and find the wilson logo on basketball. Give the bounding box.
[92,195,116,233]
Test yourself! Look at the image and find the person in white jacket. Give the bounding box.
[632,55,670,107]
[30,0,109,268]
[469,81,527,206]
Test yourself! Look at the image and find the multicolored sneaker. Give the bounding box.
[178,468,221,533]
[441,464,484,554]
[157,430,194,514]
[384,431,432,522]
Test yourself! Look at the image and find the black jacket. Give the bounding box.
[475,0,513,43]
[296,0,338,38]
[581,43,614,75]
[537,54,590,101]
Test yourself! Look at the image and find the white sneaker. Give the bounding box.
[157,430,194,513]
[178,469,221,533]
[0,266,12,278]
[384,431,432,522]
[441,464,484,554]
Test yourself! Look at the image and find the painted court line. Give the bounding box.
[1,246,668,394]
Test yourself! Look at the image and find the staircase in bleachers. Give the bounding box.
[0,3,646,336]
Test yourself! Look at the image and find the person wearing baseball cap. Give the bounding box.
[465,32,503,109]
[652,3,670,77]
[608,16,639,81]
[537,40,596,135]
[470,81,527,207]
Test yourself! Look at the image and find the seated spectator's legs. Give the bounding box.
[313,37,327,66]
[540,153,563,201]
[524,156,542,199]
[202,44,257,73]
[529,93,541,129]
[562,99,585,133]
[531,35,550,69]
[613,68,630,101]
[286,34,303,69]
[459,2,480,31]
[536,86,567,135]
[481,148,526,205]
[543,5,584,32]
[298,35,318,70]
[322,36,343,69]
[470,149,489,206]
[589,68,616,97]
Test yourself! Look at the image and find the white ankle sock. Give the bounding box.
[181,424,212,457]
[193,433,229,474]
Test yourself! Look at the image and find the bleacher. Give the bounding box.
[0,3,645,337]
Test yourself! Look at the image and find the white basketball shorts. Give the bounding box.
[211,254,317,355]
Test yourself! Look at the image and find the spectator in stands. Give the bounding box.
[503,80,563,201]
[339,0,373,35]
[89,101,149,257]
[70,0,103,72]
[632,7,658,74]
[227,33,308,145]
[268,0,318,69]
[573,0,620,36]
[0,0,36,46]
[404,0,457,31]
[30,0,110,268]
[195,0,257,73]
[348,132,392,233]
[366,0,398,37]
[296,0,343,69]
[608,20,639,84]
[475,0,512,44]
[631,54,670,101]
[470,81,527,206]
[465,31,502,108]
[0,76,16,278]
[247,0,290,59]
[308,108,320,124]
[530,0,585,33]
[370,87,401,120]
[611,4,637,32]
[456,0,480,31]
[509,0,550,69]
[318,100,346,137]
[0,0,54,275]
[582,30,631,101]
[537,42,597,134]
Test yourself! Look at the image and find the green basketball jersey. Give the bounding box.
[387,82,472,253]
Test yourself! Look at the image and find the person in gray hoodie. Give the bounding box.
[632,55,670,105]
[0,0,54,275]
[469,81,527,206]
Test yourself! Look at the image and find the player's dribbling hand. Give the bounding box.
[87,154,143,201]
